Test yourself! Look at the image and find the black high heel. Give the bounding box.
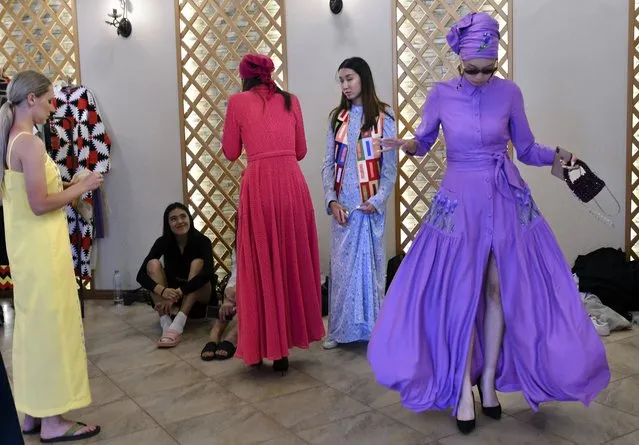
[456,391,476,435]
[272,357,289,376]
[477,376,502,420]
[251,359,263,369]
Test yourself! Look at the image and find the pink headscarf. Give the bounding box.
[239,53,277,98]
[446,12,500,61]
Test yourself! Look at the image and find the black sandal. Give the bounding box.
[40,422,101,443]
[214,340,236,360]
[200,341,218,361]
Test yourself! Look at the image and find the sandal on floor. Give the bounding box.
[40,422,101,443]
[214,340,236,360]
[157,329,181,348]
[200,341,218,361]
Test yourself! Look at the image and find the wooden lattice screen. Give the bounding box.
[175,0,287,276]
[0,0,80,82]
[627,0,639,259]
[394,0,512,251]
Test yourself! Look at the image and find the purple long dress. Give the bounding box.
[367,76,610,414]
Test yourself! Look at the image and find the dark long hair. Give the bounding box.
[162,203,197,246]
[242,77,292,111]
[330,57,391,132]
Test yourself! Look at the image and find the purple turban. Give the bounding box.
[446,12,500,61]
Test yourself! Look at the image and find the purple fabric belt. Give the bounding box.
[446,150,526,200]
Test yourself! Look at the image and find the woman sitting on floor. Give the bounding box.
[137,202,215,348]
[201,248,238,361]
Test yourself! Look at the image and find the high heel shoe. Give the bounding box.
[456,392,476,435]
[251,359,263,369]
[477,376,502,420]
[272,357,289,376]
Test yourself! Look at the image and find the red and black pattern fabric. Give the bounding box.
[0,206,11,290]
[48,86,111,279]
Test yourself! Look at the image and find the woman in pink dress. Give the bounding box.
[222,54,325,373]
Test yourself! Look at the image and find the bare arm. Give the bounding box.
[19,135,101,215]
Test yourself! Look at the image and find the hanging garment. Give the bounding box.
[48,86,111,279]
[0,75,11,289]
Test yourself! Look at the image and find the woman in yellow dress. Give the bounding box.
[0,71,103,443]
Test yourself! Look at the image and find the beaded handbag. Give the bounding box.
[563,159,620,226]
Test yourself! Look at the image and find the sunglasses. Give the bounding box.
[462,67,498,76]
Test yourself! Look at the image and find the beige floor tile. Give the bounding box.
[67,398,158,443]
[604,429,639,445]
[214,367,323,403]
[169,324,215,360]
[257,434,310,445]
[601,328,638,344]
[94,428,178,445]
[515,402,639,445]
[134,380,245,426]
[89,376,127,407]
[87,360,105,378]
[108,361,208,398]
[8,301,639,445]
[329,369,401,409]
[596,375,639,416]
[296,411,428,445]
[165,405,288,445]
[604,341,639,377]
[86,327,151,356]
[83,316,132,340]
[494,390,533,416]
[185,355,249,379]
[379,403,469,441]
[254,386,370,432]
[437,417,574,445]
[90,343,180,375]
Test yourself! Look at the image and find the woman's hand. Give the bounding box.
[373,138,417,155]
[218,302,236,320]
[80,171,104,192]
[71,171,103,193]
[329,201,347,225]
[358,202,376,214]
[163,288,182,302]
[561,153,579,171]
[154,300,173,316]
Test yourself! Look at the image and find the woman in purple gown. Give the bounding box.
[368,12,610,435]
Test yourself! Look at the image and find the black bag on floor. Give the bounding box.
[573,247,639,318]
[385,252,406,293]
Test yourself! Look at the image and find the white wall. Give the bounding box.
[513,0,628,265]
[286,0,397,273]
[75,0,629,288]
[76,0,183,288]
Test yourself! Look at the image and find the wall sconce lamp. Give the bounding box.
[105,0,132,38]
[330,0,343,14]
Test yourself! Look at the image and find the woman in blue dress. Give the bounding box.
[321,57,397,349]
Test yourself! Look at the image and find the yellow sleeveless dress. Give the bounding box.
[2,133,91,417]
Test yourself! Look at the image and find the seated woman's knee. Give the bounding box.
[147,259,163,275]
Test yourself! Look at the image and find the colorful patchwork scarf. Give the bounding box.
[333,109,385,202]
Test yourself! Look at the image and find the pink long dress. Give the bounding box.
[222,85,325,364]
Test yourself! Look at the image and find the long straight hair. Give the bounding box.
[242,77,292,111]
[162,202,197,248]
[0,70,51,185]
[330,57,391,133]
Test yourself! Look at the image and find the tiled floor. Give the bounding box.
[2,300,639,445]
